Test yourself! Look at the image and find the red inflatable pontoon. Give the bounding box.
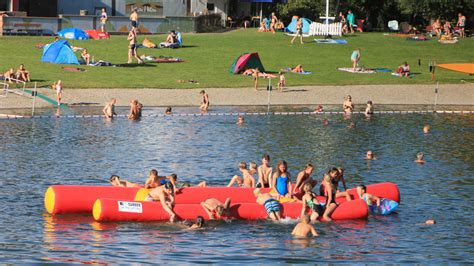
[45,182,399,215]
[93,198,369,222]
[44,185,140,214]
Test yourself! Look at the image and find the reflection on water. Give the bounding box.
[0,107,473,263]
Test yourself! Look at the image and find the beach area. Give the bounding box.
[2,83,473,111]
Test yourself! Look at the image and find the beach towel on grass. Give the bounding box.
[283,68,312,74]
[338,67,375,74]
[141,55,184,63]
[375,68,392,73]
[314,39,347,44]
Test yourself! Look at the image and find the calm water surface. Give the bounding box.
[1,106,473,263]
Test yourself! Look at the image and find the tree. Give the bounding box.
[398,0,474,24]
[277,0,324,23]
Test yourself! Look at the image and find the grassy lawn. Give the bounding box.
[1,29,473,89]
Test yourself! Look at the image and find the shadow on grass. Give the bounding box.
[115,63,156,68]
[282,89,309,92]
[179,45,199,48]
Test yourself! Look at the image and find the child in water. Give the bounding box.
[292,214,318,237]
[188,216,205,229]
[254,188,281,221]
[300,183,324,223]
[356,184,381,207]
[415,152,425,164]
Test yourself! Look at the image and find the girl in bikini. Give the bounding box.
[322,174,337,221]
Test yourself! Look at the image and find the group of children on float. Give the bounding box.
[108,154,381,236]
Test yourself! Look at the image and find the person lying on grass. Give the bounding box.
[291,64,304,73]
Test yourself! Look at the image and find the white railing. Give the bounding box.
[1,82,9,97]
[2,77,27,97]
[309,22,342,36]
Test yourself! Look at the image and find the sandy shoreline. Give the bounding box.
[1,84,473,110]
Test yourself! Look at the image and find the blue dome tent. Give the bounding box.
[41,40,79,65]
[286,17,312,34]
[58,28,89,40]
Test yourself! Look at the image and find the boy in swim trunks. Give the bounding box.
[257,154,273,188]
[227,162,256,188]
[145,182,177,222]
[109,175,141,187]
[292,214,318,237]
[200,198,231,220]
[254,188,281,221]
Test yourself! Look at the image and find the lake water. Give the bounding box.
[1,107,473,263]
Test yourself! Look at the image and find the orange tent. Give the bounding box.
[437,63,474,75]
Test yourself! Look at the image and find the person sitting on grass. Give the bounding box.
[291,64,304,73]
[292,214,318,237]
[15,64,30,82]
[432,19,442,38]
[275,19,285,31]
[227,162,257,188]
[258,18,268,32]
[3,68,14,83]
[396,62,410,77]
[200,198,231,220]
[165,30,177,45]
[81,49,91,65]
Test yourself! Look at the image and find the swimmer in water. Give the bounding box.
[237,116,245,125]
[423,125,430,134]
[165,107,172,115]
[314,105,323,113]
[189,216,205,229]
[343,95,354,114]
[365,100,374,117]
[145,182,176,222]
[200,198,231,220]
[292,214,318,237]
[300,183,324,223]
[348,122,356,128]
[227,162,256,188]
[425,219,436,225]
[365,150,376,160]
[109,175,141,187]
[323,119,329,126]
[415,152,425,164]
[254,188,281,221]
[356,184,381,207]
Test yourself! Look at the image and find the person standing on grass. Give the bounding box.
[351,48,360,71]
[270,12,278,34]
[457,13,466,38]
[252,68,260,91]
[200,90,209,111]
[130,8,139,30]
[55,80,63,106]
[100,8,108,32]
[103,98,117,119]
[127,28,143,64]
[291,18,304,44]
[347,10,355,34]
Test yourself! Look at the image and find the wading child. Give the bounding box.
[292,214,318,237]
